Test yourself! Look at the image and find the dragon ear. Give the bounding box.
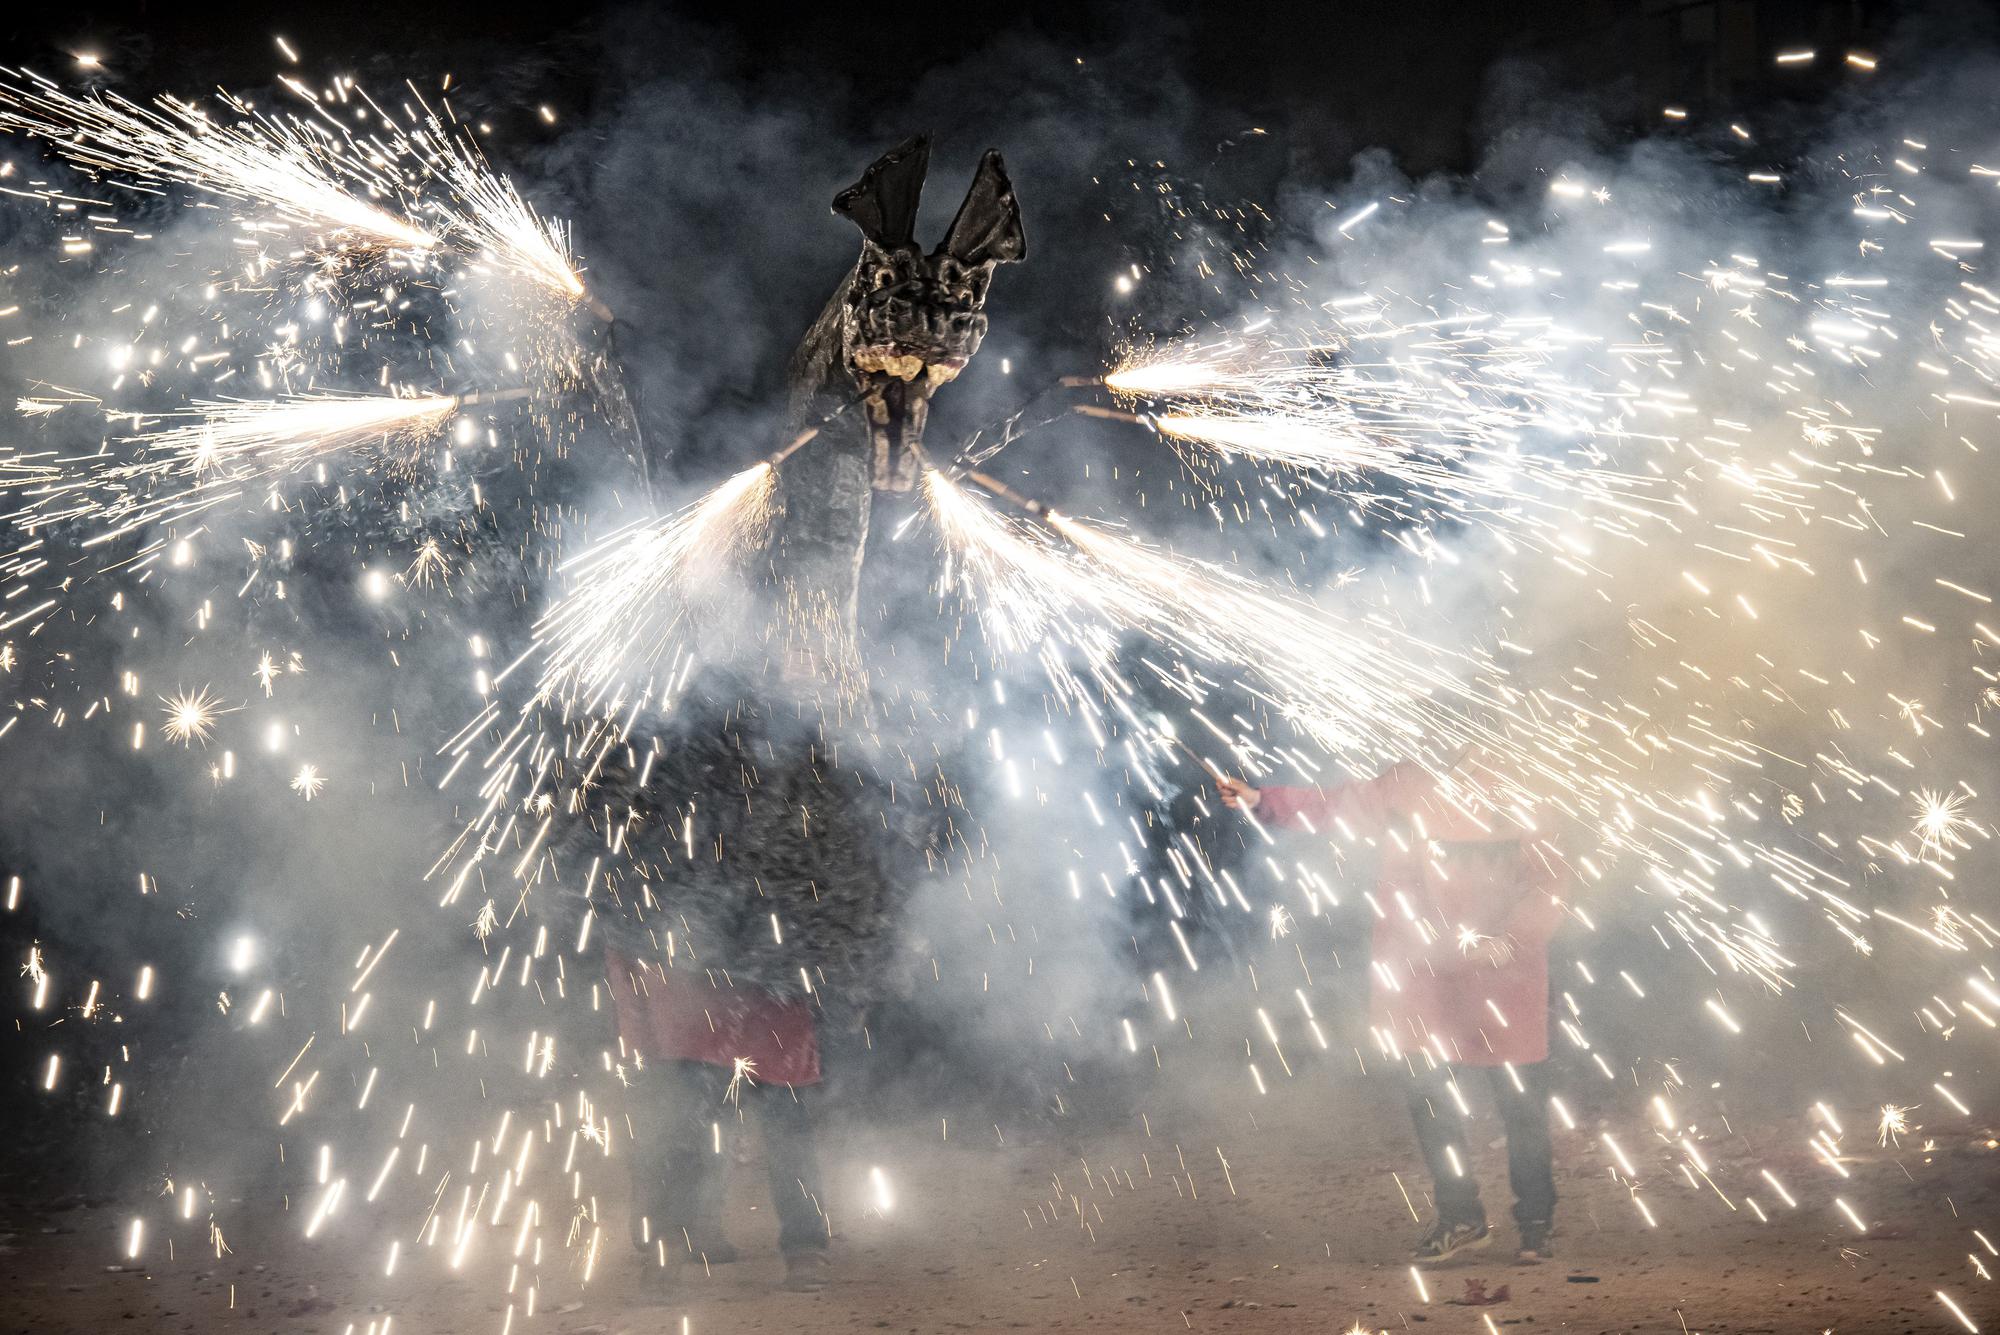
[940,150,1025,266]
[832,135,932,248]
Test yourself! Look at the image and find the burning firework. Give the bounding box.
[428,125,586,301]
[6,392,461,549]
[0,66,436,249]
[529,462,778,708]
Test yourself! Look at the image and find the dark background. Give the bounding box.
[2,1,1913,175]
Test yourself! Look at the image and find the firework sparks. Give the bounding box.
[142,393,458,479]
[1107,324,1659,535]
[724,1056,757,1106]
[6,392,459,544]
[404,536,453,589]
[1104,348,1252,398]
[10,41,2000,1335]
[0,67,436,249]
[530,463,777,708]
[928,467,1493,767]
[1913,789,1977,856]
[429,128,585,300]
[252,652,283,698]
[1878,1104,1916,1147]
[159,685,228,746]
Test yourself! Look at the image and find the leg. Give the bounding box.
[1485,1063,1557,1227]
[757,1082,830,1255]
[632,1061,727,1258]
[625,1065,677,1253]
[1403,1060,1485,1225]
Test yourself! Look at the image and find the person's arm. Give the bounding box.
[1246,783,1328,830]
[1220,761,1431,835]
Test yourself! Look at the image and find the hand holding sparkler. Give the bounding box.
[1215,775,1262,811]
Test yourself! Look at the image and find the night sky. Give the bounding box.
[3,1,1910,177]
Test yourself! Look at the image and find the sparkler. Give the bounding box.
[1107,325,1661,538]
[0,64,600,313]
[426,123,586,301]
[928,466,1523,783]
[8,392,461,545]
[0,67,436,249]
[530,462,778,708]
[138,393,459,478]
[1047,503,1483,758]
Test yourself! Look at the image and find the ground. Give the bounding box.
[3,1056,1992,1335]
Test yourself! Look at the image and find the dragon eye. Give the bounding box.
[873,267,896,291]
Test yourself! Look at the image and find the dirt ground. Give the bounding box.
[3,1063,1993,1335]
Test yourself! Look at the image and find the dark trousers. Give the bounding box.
[627,1060,828,1257]
[1404,1061,1556,1227]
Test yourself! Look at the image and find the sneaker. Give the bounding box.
[1412,1216,1491,1261]
[695,1238,741,1265]
[782,1250,831,1293]
[1515,1220,1554,1264]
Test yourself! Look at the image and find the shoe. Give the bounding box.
[782,1250,831,1293]
[1515,1220,1554,1264]
[1412,1216,1491,1261]
[695,1238,741,1265]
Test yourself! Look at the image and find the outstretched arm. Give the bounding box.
[1217,762,1432,835]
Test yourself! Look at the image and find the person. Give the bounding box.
[560,665,939,1295]
[607,953,831,1292]
[1217,757,1566,1264]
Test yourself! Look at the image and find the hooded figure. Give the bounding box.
[555,663,949,1291]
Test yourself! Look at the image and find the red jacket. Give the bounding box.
[605,948,821,1086]
[1255,763,1566,1067]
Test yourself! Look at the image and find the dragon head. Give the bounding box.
[831,135,1025,490]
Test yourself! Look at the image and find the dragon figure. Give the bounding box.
[766,134,1025,646]
[549,136,1020,1025]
